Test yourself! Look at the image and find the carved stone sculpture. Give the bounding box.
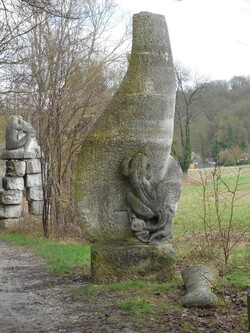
[75,12,181,244]
[6,115,36,150]
[0,116,43,227]
[123,152,180,243]
[1,115,40,159]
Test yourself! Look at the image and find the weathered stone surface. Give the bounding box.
[6,160,26,177]
[28,200,43,215]
[0,116,44,220]
[0,190,23,205]
[26,187,43,201]
[26,159,41,174]
[25,174,42,188]
[75,12,180,242]
[1,147,40,159]
[0,219,5,230]
[123,154,181,243]
[2,218,21,229]
[0,204,22,219]
[0,160,5,189]
[91,241,176,284]
[5,115,36,150]
[2,177,24,191]
[0,115,41,160]
[180,264,219,308]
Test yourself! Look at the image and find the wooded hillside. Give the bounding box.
[173,73,250,171]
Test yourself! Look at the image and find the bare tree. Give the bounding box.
[6,0,130,237]
[172,63,208,174]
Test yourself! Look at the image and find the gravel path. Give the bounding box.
[0,240,136,333]
[0,241,74,332]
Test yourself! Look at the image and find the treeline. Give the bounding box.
[172,67,250,172]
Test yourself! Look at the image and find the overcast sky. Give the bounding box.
[118,0,250,81]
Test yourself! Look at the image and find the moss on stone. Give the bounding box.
[91,241,177,284]
[74,12,177,243]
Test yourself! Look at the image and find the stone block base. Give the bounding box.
[0,204,22,218]
[1,218,21,229]
[0,189,23,205]
[28,200,44,215]
[91,241,176,284]
[0,219,5,230]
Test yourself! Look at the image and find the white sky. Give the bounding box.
[118,0,250,81]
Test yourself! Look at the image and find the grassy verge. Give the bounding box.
[68,278,184,327]
[0,231,91,277]
[173,165,250,272]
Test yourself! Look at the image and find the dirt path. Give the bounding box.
[0,241,137,333]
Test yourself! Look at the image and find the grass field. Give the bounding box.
[0,165,249,332]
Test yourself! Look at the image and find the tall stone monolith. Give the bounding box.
[75,12,181,282]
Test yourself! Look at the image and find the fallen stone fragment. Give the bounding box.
[180,264,219,308]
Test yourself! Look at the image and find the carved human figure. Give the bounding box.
[6,116,37,153]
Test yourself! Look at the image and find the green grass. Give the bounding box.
[173,166,250,286]
[68,279,181,320]
[174,166,250,237]
[0,231,91,276]
[69,283,98,301]
[220,266,250,288]
[118,298,153,314]
[111,280,179,316]
[105,280,147,292]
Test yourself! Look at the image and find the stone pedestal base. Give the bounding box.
[91,241,176,284]
[0,218,21,230]
[0,215,42,230]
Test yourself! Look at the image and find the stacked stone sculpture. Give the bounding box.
[75,12,181,283]
[0,116,43,227]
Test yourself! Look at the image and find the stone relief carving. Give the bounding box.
[123,152,176,243]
